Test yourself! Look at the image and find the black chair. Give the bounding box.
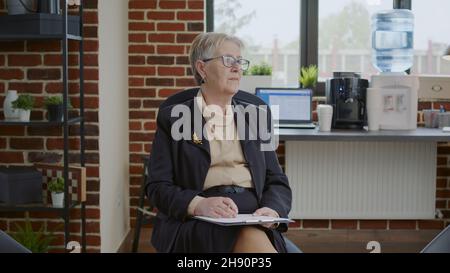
[132,156,302,253]
[132,156,155,253]
[420,224,450,253]
[0,230,31,253]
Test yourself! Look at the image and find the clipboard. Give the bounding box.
[193,214,294,226]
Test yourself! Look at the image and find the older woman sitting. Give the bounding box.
[146,32,292,253]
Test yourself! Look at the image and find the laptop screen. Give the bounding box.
[255,88,312,124]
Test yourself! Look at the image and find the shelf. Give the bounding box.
[0,5,86,252]
[0,201,80,212]
[278,127,450,142]
[0,117,83,127]
[0,34,82,41]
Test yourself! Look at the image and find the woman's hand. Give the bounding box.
[253,207,280,229]
[193,197,239,218]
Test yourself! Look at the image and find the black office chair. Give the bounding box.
[0,230,32,253]
[132,156,302,253]
[420,225,450,253]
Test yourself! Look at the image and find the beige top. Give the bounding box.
[187,90,253,215]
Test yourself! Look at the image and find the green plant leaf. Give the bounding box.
[248,62,272,76]
[299,65,318,88]
[48,177,65,193]
[11,94,35,110]
[10,213,56,253]
[44,95,73,109]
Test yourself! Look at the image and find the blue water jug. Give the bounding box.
[371,9,414,73]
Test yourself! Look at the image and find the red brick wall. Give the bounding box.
[128,0,204,227]
[127,0,450,232]
[0,0,100,252]
[424,103,450,228]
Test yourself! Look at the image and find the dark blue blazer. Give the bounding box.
[145,88,292,252]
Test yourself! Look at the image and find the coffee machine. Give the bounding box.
[326,72,369,129]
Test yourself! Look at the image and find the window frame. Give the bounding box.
[206,0,214,32]
[206,0,412,96]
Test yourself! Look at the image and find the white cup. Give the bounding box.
[367,106,381,131]
[317,104,333,132]
[366,88,382,131]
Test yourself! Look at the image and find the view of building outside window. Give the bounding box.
[214,0,450,88]
[411,0,450,75]
[318,0,392,80]
[214,0,300,88]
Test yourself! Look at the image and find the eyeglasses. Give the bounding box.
[202,55,250,71]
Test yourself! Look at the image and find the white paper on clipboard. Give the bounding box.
[193,214,294,226]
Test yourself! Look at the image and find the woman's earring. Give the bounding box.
[201,77,206,84]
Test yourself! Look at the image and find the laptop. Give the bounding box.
[255,87,316,129]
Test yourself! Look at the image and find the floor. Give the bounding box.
[118,228,441,253]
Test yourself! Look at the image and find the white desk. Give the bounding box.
[277,127,450,219]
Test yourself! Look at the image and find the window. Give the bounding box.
[411,0,450,75]
[208,0,449,95]
[318,0,392,81]
[318,0,450,78]
[211,0,300,87]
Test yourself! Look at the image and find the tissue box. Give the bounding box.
[0,166,43,205]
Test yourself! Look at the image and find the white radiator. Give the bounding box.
[285,141,437,219]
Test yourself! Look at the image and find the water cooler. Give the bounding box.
[368,9,418,130]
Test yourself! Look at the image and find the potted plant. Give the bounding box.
[10,212,56,253]
[11,94,35,122]
[44,95,72,122]
[299,65,318,92]
[48,177,65,208]
[240,62,273,94]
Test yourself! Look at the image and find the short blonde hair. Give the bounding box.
[189,32,245,85]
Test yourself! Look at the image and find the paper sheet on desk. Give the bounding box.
[193,214,294,226]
